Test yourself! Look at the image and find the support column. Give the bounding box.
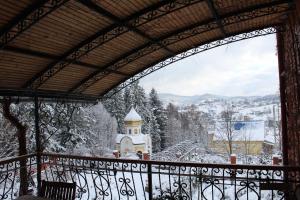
[277,30,289,166]
[34,96,42,196]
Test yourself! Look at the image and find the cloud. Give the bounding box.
[140,34,278,96]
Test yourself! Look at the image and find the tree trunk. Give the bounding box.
[2,98,28,195]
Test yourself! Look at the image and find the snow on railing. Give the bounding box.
[1,153,300,200]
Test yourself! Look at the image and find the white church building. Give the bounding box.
[115,107,152,158]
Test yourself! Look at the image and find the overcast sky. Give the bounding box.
[140,34,279,97]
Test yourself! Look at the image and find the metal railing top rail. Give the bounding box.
[0,154,36,165]
[1,152,300,171]
[41,152,300,171]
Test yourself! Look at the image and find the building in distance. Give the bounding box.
[115,107,152,158]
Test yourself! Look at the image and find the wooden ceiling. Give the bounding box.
[0,0,293,101]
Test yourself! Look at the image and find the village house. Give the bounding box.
[209,120,274,155]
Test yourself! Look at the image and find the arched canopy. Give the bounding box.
[0,0,293,101]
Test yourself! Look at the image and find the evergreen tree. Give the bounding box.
[149,88,167,150]
[124,87,133,113]
[165,103,181,146]
[102,91,126,133]
[124,81,151,134]
[149,107,161,152]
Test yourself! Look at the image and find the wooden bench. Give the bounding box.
[40,180,76,200]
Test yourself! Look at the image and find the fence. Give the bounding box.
[1,153,300,199]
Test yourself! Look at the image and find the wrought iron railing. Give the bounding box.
[1,153,300,199]
[0,154,37,199]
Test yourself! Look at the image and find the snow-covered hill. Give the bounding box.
[158,93,227,105]
[159,93,280,121]
[159,93,279,106]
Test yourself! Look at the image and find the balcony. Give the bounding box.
[0,1,300,200]
[1,153,300,200]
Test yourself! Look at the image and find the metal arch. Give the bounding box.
[72,1,290,93]
[23,0,205,89]
[0,0,68,49]
[101,27,280,100]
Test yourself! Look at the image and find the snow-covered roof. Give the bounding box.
[116,134,146,144]
[214,120,274,143]
[124,107,142,121]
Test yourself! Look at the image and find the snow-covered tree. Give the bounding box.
[165,103,207,148]
[124,83,149,128]
[83,103,117,156]
[148,107,161,153]
[0,114,18,158]
[182,104,207,144]
[124,87,133,113]
[149,88,167,150]
[102,91,126,133]
[239,123,254,164]
[0,100,118,158]
[215,103,238,156]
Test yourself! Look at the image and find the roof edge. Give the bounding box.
[0,88,98,103]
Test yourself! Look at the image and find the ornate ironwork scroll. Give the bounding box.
[1,153,300,199]
[40,153,300,200]
[0,0,68,49]
[0,155,36,200]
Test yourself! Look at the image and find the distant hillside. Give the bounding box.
[158,93,279,107]
[159,93,281,122]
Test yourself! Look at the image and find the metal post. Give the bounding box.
[34,95,42,196]
[147,163,153,200]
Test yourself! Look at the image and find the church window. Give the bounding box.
[129,129,132,134]
[134,129,138,134]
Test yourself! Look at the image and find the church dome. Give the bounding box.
[124,107,142,121]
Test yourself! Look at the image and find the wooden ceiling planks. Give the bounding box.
[167,29,222,52]
[39,64,96,92]
[117,49,170,75]
[224,13,285,34]
[96,0,159,19]
[10,0,113,56]
[84,74,125,95]
[79,31,147,67]
[0,0,293,101]
[0,51,52,88]
[214,0,275,15]
[138,1,212,38]
[0,0,32,27]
